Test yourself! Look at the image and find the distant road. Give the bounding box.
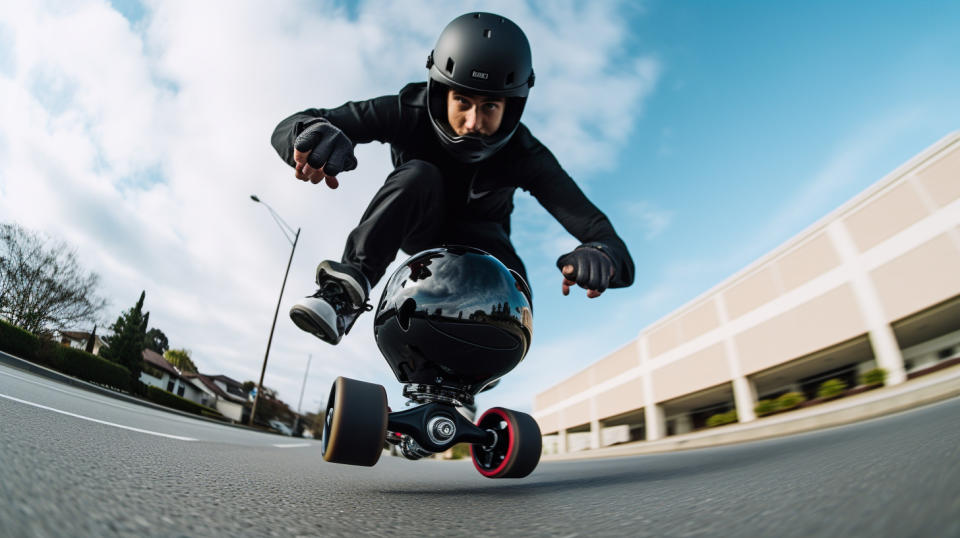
[1,362,958,537]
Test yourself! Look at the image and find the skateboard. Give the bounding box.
[320,246,542,478]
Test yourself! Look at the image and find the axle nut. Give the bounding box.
[426,416,457,445]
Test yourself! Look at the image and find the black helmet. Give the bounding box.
[426,12,535,163]
[373,246,533,394]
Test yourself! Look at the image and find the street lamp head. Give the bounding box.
[250,195,261,203]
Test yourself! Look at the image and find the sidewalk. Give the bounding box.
[542,364,960,461]
[0,349,259,432]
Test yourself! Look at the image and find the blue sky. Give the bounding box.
[509,1,960,405]
[1,0,958,414]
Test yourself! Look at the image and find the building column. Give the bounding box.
[675,414,692,435]
[644,404,666,441]
[557,428,567,454]
[827,221,907,385]
[638,334,666,440]
[589,419,601,450]
[732,377,758,422]
[715,294,757,422]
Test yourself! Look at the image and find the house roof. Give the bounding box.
[60,330,107,347]
[61,330,88,340]
[207,374,248,399]
[186,372,247,404]
[142,349,179,377]
[208,374,243,388]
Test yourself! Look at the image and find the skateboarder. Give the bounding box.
[271,12,635,345]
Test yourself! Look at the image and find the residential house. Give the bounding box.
[184,372,249,423]
[139,349,205,403]
[58,330,107,355]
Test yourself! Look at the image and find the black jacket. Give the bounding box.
[272,82,634,288]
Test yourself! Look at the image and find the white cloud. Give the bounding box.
[623,200,673,239]
[0,0,659,414]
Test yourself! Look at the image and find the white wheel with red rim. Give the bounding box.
[470,407,541,478]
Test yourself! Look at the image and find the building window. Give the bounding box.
[167,380,175,392]
[938,347,956,360]
[177,385,185,397]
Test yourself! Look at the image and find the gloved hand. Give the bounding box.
[292,119,358,188]
[556,245,615,298]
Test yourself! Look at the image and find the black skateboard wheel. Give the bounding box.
[321,376,388,466]
[471,407,542,478]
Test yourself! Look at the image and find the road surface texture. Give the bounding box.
[1,362,958,537]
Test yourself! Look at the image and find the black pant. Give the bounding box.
[342,159,527,288]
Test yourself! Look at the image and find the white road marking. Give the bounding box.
[0,368,238,430]
[0,392,198,441]
[272,443,312,448]
[0,368,171,416]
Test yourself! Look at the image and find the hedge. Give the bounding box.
[754,399,777,417]
[706,410,738,427]
[817,378,848,400]
[146,386,222,417]
[54,345,131,392]
[775,391,806,411]
[0,318,41,361]
[860,368,888,386]
[0,318,131,391]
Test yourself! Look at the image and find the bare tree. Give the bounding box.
[0,223,107,335]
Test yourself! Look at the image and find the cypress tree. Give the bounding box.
[102,291,149,387]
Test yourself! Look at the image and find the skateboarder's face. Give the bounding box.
[446,90,506,136]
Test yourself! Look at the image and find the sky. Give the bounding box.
[1,0,959,417]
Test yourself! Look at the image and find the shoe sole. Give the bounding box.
[290,303,341,345]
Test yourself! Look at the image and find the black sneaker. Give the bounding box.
[289,261,371,344]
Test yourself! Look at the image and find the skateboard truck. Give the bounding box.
[386,401,494,454]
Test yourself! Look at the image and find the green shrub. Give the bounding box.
[54,345,131,392]
[860,368,887,386]
[706,410,738,427]
[449,443,471,460]
[0,318,40,360]
[146,386,222,417]
[775,391,806,411]
[754,399,777,417]
[817,378,848,399]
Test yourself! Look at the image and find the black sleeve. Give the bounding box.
[521,142,635,289]
[270,94,407,168]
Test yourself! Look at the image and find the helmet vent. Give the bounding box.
[505,72,515,85]
[473,13,480,19]
[445,57,455,75]
[483,29,492,38]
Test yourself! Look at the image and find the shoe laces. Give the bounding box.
[312,281,373,315]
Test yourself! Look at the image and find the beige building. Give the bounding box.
[534,131,960,454]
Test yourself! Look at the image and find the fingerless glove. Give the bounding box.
[294,119,358,176]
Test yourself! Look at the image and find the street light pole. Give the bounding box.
[293,353,312,435]
[249,195,300,427]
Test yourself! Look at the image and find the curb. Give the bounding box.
[542,364,960,461]
[0,350,264,433]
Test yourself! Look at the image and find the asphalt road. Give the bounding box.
[1,362,958,537]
